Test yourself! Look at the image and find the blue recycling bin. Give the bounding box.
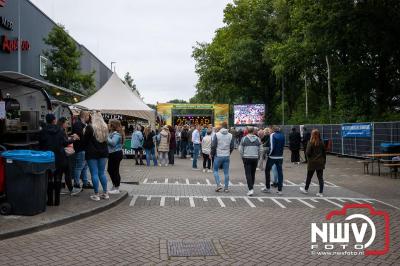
[380,143,400,154]
[1,150,55,215]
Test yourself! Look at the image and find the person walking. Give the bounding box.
[188,126,194,159]
[39,114,78,206]
[168,126,176,166]
[201,130,212,173]
[82,112,109,201]
[180,126,189,159]
[300,129,326,197]
[262,125,285,195]
[192,125,201,170]
[289,127,301,164]
[131,126,144,165]
[71,111,92,194]
[158,125,170,166]
[211,122,234,192]
[256,128,267,171]
[239,126,261,196]
[143,126,158,166]
[302,127,311,163]
[107,119,124,194]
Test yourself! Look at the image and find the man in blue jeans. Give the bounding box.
[71,111,93,194]
[262,125,285,194]
[211,122,234,192]
[192,125,201,170]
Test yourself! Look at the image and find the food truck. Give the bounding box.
[0,71,84,150]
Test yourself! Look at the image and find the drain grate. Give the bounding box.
[167,239,218,257]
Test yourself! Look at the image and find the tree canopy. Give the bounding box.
[43,24,95,95]
[192,0,400,124]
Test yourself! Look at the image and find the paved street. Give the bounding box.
[0,150,399,265]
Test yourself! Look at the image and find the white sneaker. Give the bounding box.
[316,193,324,197]
[108,189,120,195]
[90,194,100,201]
[261,187,271,193]
[165,164,169,167]
[203,169,206,173]
[158,164,162,167]
[276,191,283,195]
[190,158,194,161]
[247,190,254,196]
[207,169,212,173]
[100,193,110,200]
[300,187,308,194]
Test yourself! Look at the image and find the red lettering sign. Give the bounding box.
[1,35,30,53]
[0,0,5,8]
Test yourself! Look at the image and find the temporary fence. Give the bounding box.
[280,122,400,158]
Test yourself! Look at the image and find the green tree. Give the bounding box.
[124,72,141,97]
[43,24,95,95]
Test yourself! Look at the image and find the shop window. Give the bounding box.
[39,56,48,77]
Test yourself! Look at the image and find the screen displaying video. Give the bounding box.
[234,104,265,125]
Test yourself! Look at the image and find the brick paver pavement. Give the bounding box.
[0,150,399,265]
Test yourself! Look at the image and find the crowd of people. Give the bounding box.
[39,111,326,206]
[39,110,125,205]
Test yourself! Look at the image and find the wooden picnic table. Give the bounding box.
[364,153,400,176]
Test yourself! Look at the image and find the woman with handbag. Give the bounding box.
[39,115,79,206]
[158,125,171,167]
[107,119,124,194]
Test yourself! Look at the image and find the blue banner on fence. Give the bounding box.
[341,123,371,138]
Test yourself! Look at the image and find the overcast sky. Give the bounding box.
[30,0,231,104]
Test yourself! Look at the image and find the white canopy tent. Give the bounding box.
[75,73,155,125]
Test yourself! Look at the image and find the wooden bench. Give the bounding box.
[383,163,400,178]
[357,160,373,174]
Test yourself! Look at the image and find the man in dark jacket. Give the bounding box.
[72,111,92,193]
[180,126,189,159]
[289,127,301,164]
[302,127,311,163]
[39,114,76,206]
[262,126,285,194]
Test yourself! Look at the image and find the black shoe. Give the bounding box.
[135,161,139,165]
[140,161,145,165]
[82,182,93,189]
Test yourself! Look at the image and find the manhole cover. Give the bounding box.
[167,239,218,257]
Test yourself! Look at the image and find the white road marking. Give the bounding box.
[271,198,286,208]
[310,199,318,203]
[164,178,168,184]
[230,197,236,202]
[203,197,208,202]
[325,181,338,187]
[189,197,195,207]
[283,198,291,203]
[216,197,226,207]
[153,181,157,184]
[143,178,148,184]
[336,199,346,202]
[140,180,340,187]
[350,199,362,204]
[311,182,318,186]
[244,197,256,208]
[206,179,211,185]
[363,199,374,204]
[257,198,264,202]
[186,179,190,185]
[324,198,343,208]
[285,180,297,185]
[298,199,315,208]
[146,196,152,201]
[175,196,179,201]
[129,196,138,206]
[197,182,200,185]
[160,197,165,207]
[175,181,179,184]
[259,182,265,186]
[239,182,244,185]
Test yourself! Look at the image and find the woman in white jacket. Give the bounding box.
[201,130,212,173]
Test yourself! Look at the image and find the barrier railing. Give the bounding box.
[280,122,400,158]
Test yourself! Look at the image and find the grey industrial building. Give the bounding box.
[0,0,112,91]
